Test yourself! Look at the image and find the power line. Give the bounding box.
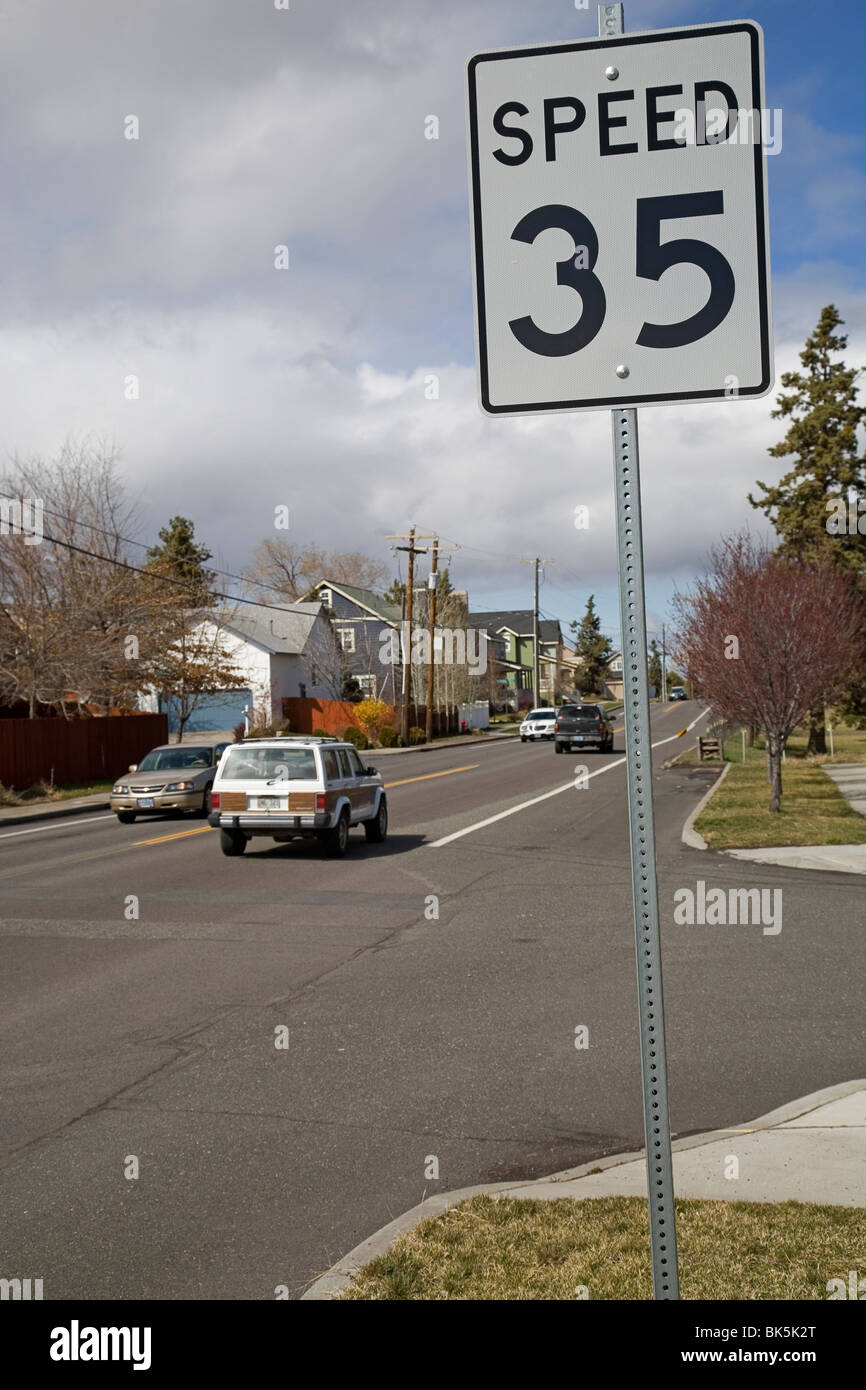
[0,525,308,614]
[0,492,301,602]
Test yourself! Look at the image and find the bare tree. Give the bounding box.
[0,440,144,714]
[139,606,248,742]
[245,537,387,602]
[300,612,351,701]
[674,534,865,811]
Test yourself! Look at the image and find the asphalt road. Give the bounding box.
[1,701,864,1299]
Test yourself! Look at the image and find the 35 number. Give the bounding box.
[508,191,735,355]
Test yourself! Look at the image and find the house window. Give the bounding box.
[357,674,376,697]
[611,658,622,672]
[338,627,355,653]
[319,588,332,609]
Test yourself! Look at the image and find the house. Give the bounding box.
[138,600,335,733]
[602,652,624,702]
[303,580,403,702]
[470,611,581,708]
[562,650,624,703]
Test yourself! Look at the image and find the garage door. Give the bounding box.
[159,689,252,734]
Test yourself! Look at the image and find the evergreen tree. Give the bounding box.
[648,640,663,696]
[571,595,614,695]
[147,516,213,591]
[749,305,866,745]
[382,578,406,611]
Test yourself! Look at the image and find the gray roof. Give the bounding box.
[217,601,320,655]
[470,610,563,643]
[309,580,402,625]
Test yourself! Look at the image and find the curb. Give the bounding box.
[370,732,519,757]
[723,844,866,876]
[301,1078,866,1300]
[680,762,730,849]
[0,798,112,828]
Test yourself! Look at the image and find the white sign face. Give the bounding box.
[467,21,773,414]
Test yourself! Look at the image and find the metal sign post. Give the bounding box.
[612,402,679,1298]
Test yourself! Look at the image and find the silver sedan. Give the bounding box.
[110,743,229,824]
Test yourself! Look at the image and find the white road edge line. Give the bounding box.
[0,814,116,840]
[428,706,711,848]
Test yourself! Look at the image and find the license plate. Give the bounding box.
[254,796,281,809]
[137,797,155,808]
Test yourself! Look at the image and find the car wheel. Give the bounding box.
[323,809,350,858]
[364,797,388,844]
[219,829,246,856]
[520,736,527,743]
[199,784,212,817]
[554,742,563,754]
[116,811,136,824]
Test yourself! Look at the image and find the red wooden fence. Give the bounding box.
[0,714,169,789]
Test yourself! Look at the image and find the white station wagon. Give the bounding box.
[209,736,388,857]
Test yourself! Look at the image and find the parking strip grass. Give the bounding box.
[690,723,866,851]
[338,1194,866,1301]
[694,760,866,850]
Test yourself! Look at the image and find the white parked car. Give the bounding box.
[519,708,557,742]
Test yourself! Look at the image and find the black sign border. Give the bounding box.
[467,22,772,414]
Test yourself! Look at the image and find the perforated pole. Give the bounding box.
[611,408,679,1299]
[600,1,680,1301]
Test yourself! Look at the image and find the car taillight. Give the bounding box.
[316,793,327,813]
[553,722,558,732]
[210,792,220,810]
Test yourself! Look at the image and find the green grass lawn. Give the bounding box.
[338,1194,866,1300]
[691,723,866,850]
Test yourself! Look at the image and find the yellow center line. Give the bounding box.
[133,825,213,846]
[384,764,479,789]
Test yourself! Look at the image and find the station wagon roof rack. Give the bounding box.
[240,734,340,744]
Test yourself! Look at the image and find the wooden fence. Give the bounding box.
[0,714,169,789]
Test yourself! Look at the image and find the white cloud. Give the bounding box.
[0,0,863,641]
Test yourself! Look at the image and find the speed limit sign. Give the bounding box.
[467,21,772,413]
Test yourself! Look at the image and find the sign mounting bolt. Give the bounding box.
[615,364,630,378]
[605,65,620,80]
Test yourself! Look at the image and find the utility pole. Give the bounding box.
[388,529,434,744]
[522,557,554,707]
[423,539,460,742]
[426,538,438,744]
[661,623,667,701]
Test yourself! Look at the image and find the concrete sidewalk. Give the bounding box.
[303,1079,866,1299]
[725,844,866,874]
[0,792,112,827]
[823,763,866,819]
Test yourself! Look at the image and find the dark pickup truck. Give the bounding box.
[554,703,614,754]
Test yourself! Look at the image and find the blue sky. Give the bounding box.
[0,0,863,656]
